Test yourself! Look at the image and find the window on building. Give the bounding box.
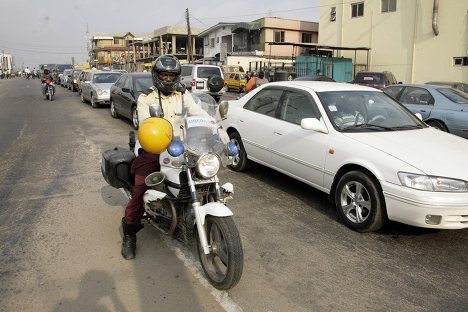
[274,31,285,43]
[210,38,214,48]
[330,7,336,21]
[216,37,219,43]
[114,39,120,45]
[453,57,468,66]
[382,0,396,13]
[351,2,364,18]
[125,40,133,46]
[302,33,312,43]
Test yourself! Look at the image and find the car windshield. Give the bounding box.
[437,88,468,104]
[135,77,153,92]
[72,71,81,78]
[317,91,425,132]
[197,67,220,78]
[93,73,121,83]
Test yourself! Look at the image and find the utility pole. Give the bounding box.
[186,8,193,63]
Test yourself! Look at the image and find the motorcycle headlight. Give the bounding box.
[196,153,220,178]
[96,88,103,95]
[398,172,468,192]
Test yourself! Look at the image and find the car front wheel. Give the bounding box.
[335,170,387,232]
[131,106,138,129]
[228,132,248,172]
[110,99,118,118]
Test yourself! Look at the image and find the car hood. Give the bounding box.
[343,128,468,179]
[91,83,114,90]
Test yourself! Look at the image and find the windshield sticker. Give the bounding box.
[186,116,217,129]
[329,105,337,112]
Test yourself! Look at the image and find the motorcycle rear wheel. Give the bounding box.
[197,216,243,290]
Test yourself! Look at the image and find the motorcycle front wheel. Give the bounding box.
[197,216,243,290]
[48,89,53,101]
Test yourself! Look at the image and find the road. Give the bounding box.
[0,78,467,312]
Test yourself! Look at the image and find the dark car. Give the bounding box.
[52,64,74,83]
[426,81,468,94]
[293,75,336,82]
[351,71,399,89]
[110,72,153,129]
[68,69,83,91]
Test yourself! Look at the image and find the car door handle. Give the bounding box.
[420,110,426,112]
[274,131,283,136]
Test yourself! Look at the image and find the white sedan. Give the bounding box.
[222,81,468,232]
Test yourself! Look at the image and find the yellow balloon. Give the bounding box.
[138,117,173,154]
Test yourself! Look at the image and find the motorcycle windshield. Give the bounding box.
[181,94,229,164]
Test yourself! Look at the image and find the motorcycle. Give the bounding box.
[42,80,55,101]
[101,93,244,290]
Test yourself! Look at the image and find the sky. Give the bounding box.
[0,0,320,69]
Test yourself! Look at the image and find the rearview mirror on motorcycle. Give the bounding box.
[219,101,229,120]
[149,103,162,117]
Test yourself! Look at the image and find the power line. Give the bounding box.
[0,45,83,55]
[197,5,321,20]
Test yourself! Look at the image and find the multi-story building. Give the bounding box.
[0,52,13,71]
[198,17,318,71]
[319,0,468,83]
[89,32,153,69]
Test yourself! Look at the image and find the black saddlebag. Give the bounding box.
[101,147,135,188]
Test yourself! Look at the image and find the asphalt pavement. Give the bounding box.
[0,78,467,312]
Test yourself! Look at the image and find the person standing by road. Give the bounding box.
[242,70,258,93]
[255,71,269,88]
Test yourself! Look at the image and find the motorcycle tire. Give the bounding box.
[197,216,243,290]
[49,89,53,101]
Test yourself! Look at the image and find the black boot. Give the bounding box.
[121,219,143,260]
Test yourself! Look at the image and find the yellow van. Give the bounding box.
[221,65,245,74]
[224,72,247,92]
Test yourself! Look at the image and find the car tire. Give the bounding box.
[335,170,387,232]
[91,95,97,108]
[228,132,249,172]
[131,106,139,130]
[207,75,224,92]
[110,99,118,118]
[427,120,448,132]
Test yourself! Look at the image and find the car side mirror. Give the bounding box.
[219,101,229,120]
[301,118,328,134]
[186,85,192,91]
[149,103,162,117]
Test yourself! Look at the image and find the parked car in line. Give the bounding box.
[294,75,336,82]
[351,71,399,89]
[68,69,83,91]
[222,81,468,232]
[109,72,153,129]
[61,69,73,87]
[180,64,225,102]
[80,71,123,108]
[77,69,99,95]
[52,64,74,83]
[426,81,468,94]
[382,83,468,138]
[224,72,247,92]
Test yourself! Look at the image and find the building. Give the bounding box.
[129,26,206,68]
[318,0,468,83]
[0,52,13,71]
[89,32,153,70]
[198,17,319,71]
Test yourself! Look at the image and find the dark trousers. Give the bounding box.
[123,152,160,223]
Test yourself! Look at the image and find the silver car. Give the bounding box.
[80,71,123,108]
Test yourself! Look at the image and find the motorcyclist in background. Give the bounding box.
[41,69,54,95]
[121,54,208,260]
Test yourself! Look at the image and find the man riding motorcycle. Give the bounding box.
[121,54,208,260]
[41,69,55,96]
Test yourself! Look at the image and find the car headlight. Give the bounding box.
[96,89,103,95]
[196,153,220,178]
[398,172,468,192]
